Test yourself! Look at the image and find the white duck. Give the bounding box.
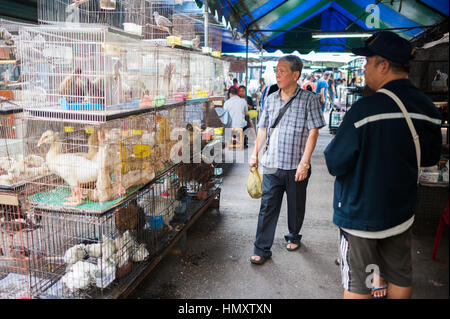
[37,130,102,206]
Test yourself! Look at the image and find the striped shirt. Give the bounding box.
[258,86,326,170]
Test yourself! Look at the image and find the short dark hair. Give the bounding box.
[228,86,238,95]
[233,78,238,83]
[239,85,246,90]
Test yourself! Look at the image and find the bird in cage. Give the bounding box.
[37,130,105,206]
[192,35,201,49]
[59,68,87,103]
[153,11,174,36]
[0,27,14,46]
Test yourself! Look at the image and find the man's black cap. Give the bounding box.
[351,31,415,64]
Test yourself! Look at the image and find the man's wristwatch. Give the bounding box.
[301,162,310,170]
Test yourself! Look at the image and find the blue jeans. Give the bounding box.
[253,168,311,258]
[320,102,326,112]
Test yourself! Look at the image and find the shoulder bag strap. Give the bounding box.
[377,88,421,184]
[264,88,302,153]
[270,88,302,129]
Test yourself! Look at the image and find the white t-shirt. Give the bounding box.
[342,215,414,239]
[223,95,248,128]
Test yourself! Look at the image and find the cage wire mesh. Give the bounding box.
[142,0,177,41]
[20,198,153,299]
[22,114,165,215]
[38,0,147,31]
[17,25,147,115]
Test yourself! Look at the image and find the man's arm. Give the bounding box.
[249,128,267,169]
[295,128,319,181]
[320,87,326,104]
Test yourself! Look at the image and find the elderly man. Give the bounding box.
[249,55,326,265]
[324,31,442,299]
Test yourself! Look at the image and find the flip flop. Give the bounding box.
[335,258,340,266]
[286,241,300,251]
[249,255,269,265]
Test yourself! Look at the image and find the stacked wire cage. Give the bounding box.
[38,0,147,33]
[5,3,226,298]
[1,20,47,299]
[17,25,147,119]
[14,21,178,298]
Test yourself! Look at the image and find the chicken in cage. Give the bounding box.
[137,170,178,252]
[9,196,153,298]
[23,114,159,212]
[18,25,147,112]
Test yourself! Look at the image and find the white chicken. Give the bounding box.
[62,260,96,292]
[63,243,87,265]
[131,243,149,262]
[37,130,103,206]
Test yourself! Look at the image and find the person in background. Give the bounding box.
[324,31,442,299]
[316,71,330,113]
[302,74,317,92]
[249,55,326,265]
[226,73,234,89]
[239,85,255,110]
[232,78,239,90]
[238,85,257,133]
[258,78,267,106]
[327,73,335,110]
[223,86,251,148]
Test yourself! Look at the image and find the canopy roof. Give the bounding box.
[195,0,449,53]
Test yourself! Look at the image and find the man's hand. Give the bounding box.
[295,163,309,182]
[250,154,258,170]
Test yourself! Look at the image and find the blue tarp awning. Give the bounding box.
[195,0,449,53]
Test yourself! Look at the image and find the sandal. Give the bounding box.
[249,255,269,265]
[335,258,340,266]
[286,240,300,251]
[371,285,388,299]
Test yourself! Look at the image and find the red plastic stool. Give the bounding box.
[431,200,449,260]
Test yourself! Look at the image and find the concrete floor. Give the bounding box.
[129,125,449,299]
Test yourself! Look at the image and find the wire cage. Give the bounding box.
[211,57,227,97]
[17,24,146,116]
[142,0,177,41]
[38,0,147,32]
[12,195,153,299]
[22,113,165,215]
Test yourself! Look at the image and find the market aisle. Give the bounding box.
[129,127,448,299]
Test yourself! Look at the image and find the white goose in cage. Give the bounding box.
[37,130,103,206]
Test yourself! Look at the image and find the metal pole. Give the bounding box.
[245,31,249,89]
[204,0,209,48]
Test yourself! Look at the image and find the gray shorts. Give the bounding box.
[339,227,413,295]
